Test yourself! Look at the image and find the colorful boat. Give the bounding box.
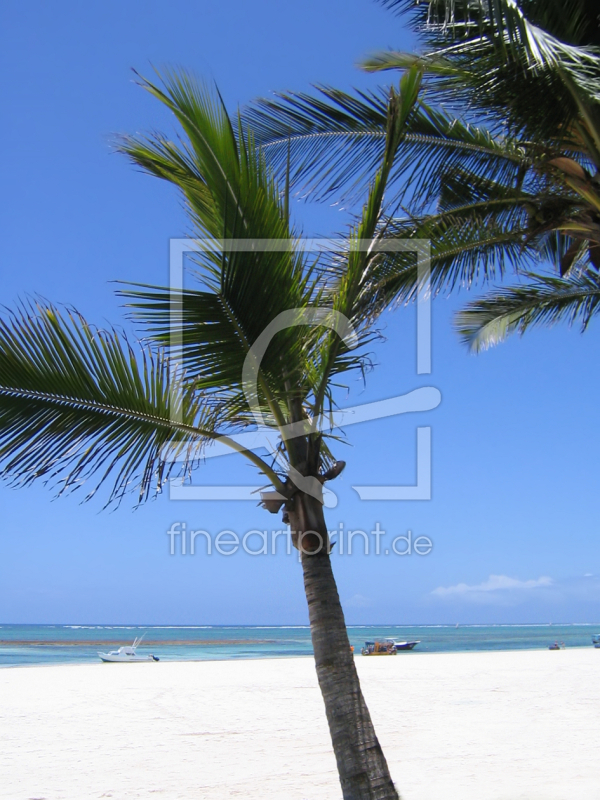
[361,641,396,656]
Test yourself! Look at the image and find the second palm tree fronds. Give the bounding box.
[365,0,600,345]
[247,0,600,346]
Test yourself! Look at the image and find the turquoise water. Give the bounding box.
[0,624,598,667]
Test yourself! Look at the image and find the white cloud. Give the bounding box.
[432,574,552,598]
[344,594,373,608]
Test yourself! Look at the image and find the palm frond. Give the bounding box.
[118,72,333,427]
[0,301,278,505]
[243,84,529,205]
[118,280,319,425]
[119,71,304,248]
[368,213,536,307]
[307,69,424,414]
[455,269,600,351]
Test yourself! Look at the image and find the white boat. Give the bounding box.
[98,635,159,663]
[385,637,420,651]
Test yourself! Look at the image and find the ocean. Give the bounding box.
[0,623,598,667]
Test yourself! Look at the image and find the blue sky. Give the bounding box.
[1,0,599,626]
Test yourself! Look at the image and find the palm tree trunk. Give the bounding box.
[288,492,399,800]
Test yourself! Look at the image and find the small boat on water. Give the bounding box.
[385,637,420,651]
[361,640,396,656]
[548,641,566,650]
[361,638,421,655]
[98,635,159,663]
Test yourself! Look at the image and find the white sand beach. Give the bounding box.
[0,649,598,800]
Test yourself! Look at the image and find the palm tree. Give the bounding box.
[244,0,600,347]
[0,68,426,800]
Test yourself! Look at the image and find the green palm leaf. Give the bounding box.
[243,85,528,205]
[0,301,279,505]
[357,212,536,309]
[308,69,424,412]
[455,269,600,351]
[118,73,327,428]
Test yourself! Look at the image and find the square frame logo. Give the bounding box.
[167,238,439,507]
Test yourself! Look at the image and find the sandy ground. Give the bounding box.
[0,649,598,800]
